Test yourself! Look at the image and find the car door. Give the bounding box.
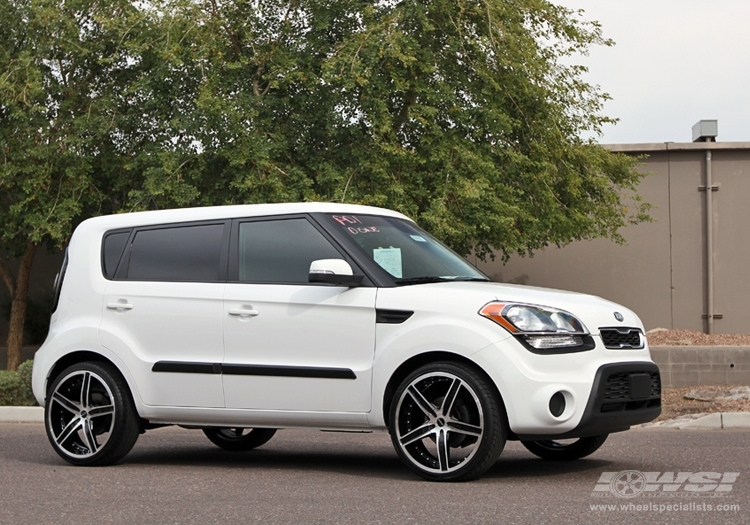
[222,216,377,413]
[99,222,228,408]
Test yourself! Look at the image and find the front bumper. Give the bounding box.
[512,362,661,440]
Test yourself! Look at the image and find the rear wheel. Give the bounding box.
[521,434,608,461]
[45,362,140,466]
[203,428,277,451]
[389,362,507,481]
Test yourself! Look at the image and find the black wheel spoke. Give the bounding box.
[51,391,80,415]
[436,430,450,472]
[80,372,92,408]
[399,423,436,446]
[447,420,482,437]
[440,378,462,416]
[407,385,437,418]
[88,404,115,418]
[55,417,83,447]
[82,421,99,454]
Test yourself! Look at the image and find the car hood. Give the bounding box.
[376,281,644,334]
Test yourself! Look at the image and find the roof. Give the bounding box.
[76,202,412,232]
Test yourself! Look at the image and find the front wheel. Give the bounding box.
[45,362,140,466]
[202,428,277,451]
[521,434,608,461]
[389,362,507,481]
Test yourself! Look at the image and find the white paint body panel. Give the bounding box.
[223,283,376,412]
[31,202,658,435]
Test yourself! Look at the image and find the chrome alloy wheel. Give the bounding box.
[393,371,486,476]
[47,369,116,460]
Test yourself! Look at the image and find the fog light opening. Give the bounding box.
[549,391,566,418]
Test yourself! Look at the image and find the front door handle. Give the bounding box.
[228,308,259,318]
[106,303,134,311]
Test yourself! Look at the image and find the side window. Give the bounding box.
[102,230,131,279]
[238,218,341,283]
[126,223,225,282]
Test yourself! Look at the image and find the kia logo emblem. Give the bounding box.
[614,312,624,322]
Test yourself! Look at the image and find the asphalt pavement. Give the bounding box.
[1,424,747,525]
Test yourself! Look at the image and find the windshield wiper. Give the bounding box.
[394,276,490,286]
[394,276,453,285]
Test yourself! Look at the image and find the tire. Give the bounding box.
[389,362,507,482]
[203,428,277,451]
[44,361,140,466]
[521,434,609,461]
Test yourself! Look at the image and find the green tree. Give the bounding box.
[0,0,648,370]
[151,0,647,260]
[0,0,167,369]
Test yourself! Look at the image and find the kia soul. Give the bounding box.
[32,202,661,481]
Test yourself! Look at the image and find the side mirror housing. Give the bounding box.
[308,259,364,287]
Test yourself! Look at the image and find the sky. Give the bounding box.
[553,0,750,144]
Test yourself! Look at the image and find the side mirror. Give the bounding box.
[308,259,364,287]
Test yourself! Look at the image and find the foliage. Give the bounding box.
[0,0,648,368]
[0,370,24,405]
[16,359,35,405]
[0,359,36,405]
[0,0,649,258]
[145,0,648,260]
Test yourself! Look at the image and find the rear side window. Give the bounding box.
[51,249,68,313]
[102,230,131,279]
[238,218,341,283]
[126,223,225,282]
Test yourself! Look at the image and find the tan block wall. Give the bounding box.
[476,142,750,334]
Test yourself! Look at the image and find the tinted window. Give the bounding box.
[127,223,225,282]
[51,249,68,313]
[319,214,487,283]
[238,219,341,283]
[102,231,130,279]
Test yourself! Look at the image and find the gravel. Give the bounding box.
[641,329,750,420]
[646,328,750,346]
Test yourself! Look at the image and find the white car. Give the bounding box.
[32,203,660,481]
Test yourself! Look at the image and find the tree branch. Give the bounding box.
[0,258,15,296]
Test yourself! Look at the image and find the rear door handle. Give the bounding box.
[106,303,134,311]
[228,308,259,318]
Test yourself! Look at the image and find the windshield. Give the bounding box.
[320,213,489,285]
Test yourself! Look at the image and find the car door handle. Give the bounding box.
[228,308,259,318]
[106,303,134,311]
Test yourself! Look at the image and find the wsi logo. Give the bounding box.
[593,471,740,498]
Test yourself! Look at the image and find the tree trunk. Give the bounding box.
[5,243,37,371]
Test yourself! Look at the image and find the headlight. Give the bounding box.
[479,302,593,352]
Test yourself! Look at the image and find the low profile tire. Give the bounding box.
[203,428,277,451]
[521,434,609,461]
[45,362,140,466]
[389,362,507,482]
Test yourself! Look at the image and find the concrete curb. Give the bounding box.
[0,407,44,423]
[676,412,750,430]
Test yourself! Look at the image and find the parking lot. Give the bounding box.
[1,424,747,524]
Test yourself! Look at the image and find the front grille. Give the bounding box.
[600,328,644,349]
[600,371,661,413]
[604,371,661,399]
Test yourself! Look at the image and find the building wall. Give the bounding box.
[476,142,750,334]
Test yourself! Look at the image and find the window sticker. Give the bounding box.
[373,248,403,278]
[410,235,427,242]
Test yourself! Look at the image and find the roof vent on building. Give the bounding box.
[692,120,718,142]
